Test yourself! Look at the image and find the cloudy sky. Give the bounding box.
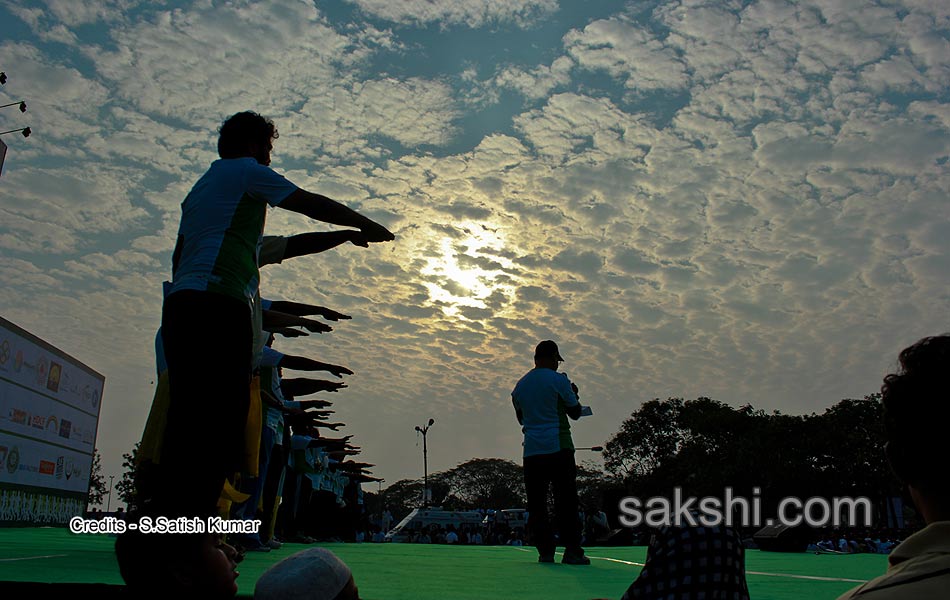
[1,0,948,495]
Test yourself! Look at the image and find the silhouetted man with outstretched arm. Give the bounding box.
[155,111,393,522]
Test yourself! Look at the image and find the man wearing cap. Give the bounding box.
[255,547,360,600]
[511,340,590,565]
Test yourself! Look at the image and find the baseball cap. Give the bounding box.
[254,548,352,600]
[535,340,564,361]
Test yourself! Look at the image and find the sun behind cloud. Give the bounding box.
[420,221,518,318]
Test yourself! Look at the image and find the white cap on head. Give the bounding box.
[254,548,351,600]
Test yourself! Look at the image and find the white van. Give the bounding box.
[484,508,527,531]
[385,507,485,542]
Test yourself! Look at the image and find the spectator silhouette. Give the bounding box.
[620,522,750,600]
[115,532,241,599]
[837,334,950,599]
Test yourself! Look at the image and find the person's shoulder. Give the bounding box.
[537,368,568,385]
[199,157,252,181]
[834,568,950,600]
[834,532,950,600]
[513,369,534,388]
[517,367,562,385]
[214,157,278,177]
[209,156,256,169]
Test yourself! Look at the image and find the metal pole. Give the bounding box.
[107,475,115,512]
[423,430,428,507]
[415,418,434,508]
[0,127,30,137]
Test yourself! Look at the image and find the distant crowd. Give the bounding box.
[808,529,908,555]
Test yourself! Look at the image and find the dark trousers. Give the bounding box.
[260,436,286,542]
[524,449,582,556]
[155,290,252,519]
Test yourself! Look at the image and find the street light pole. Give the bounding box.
[0,127,30,137]
[414,418,435,507]
[107,475,115,512]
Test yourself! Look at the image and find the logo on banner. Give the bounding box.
[36,356,48,386]
[6,446,19,474]
[47,361,62,392]
[39,460,56,475]
[56,456,64,479]
[10,408,28,426]
[59,419,72,439]
[46,415,58,433]
[0,339,9,366]
[14,349,23,372]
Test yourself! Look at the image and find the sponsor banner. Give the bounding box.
[0,316,104,523]
[0,380,98,452]
[0,318,104,417]
[0,435,92,493]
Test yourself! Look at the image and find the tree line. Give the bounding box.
[373,395,905,529]
[98,394,906,530]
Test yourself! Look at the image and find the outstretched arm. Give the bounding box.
[278,189,395,243]
[262,309,332,334]
[280,354,353,378]
[301,421,344,431]
[281,377,347,397]
[303,410,335,419]
[283,230,370,259]
[296,398,333,409]
[267,300,351,322]
[270,326,309,339]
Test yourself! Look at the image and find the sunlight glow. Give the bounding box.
[420,221,518,318]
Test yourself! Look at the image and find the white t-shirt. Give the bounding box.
[511,368,579,457]
[170,158,297,305]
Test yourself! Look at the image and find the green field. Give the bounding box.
[0,528,886,599]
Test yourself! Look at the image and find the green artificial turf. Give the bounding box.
[0,528,887,599]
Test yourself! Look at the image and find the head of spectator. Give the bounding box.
[254,547,359,600]
[115,531,240,598]
[883,334,950,523]
[621,522,750,600]
[218,111,279,166]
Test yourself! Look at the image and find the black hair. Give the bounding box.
[217,111,278,159]
[882,334,950,495]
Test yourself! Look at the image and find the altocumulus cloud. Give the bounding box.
[0,0,947,488]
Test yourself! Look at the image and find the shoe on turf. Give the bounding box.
[538,554,555,563]
[241,540,271,552]
[561,551,590,565]
[266,538,282,550]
